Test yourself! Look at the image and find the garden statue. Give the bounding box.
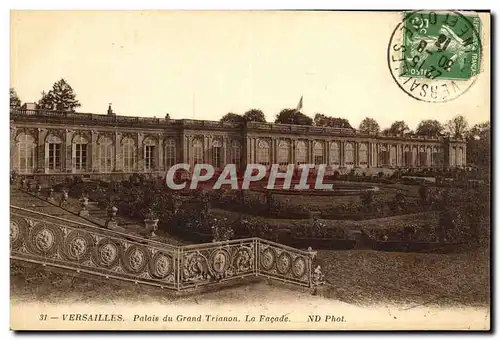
[307,246,317,260]
[106,206,119,229]
[312,265,325,286]
[10,170,18,185]
[36,183,42,196]
[59,189,69,207]
[79,196,90,217]
[47,188,55,202]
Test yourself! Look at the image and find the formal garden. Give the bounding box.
[11,166,490,253]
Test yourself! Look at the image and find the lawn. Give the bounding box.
[317,248,490,306]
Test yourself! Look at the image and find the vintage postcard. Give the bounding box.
[9,10,491,331]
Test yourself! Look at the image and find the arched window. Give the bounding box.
[278,140,290,166]
[165,138,176,168]
[457,147,463,166]
[313,142,324,165]
[231,140,241,168]
[122,137,136,171]
[402,146,410,167]
[192,138,203,164]
[16,132,36,174]
[450,147,456,166]
[390,145,397,166]
[345,142,354,166]
[359,143,368,165]
[212,139,222,168]
[296,141,307,165]
[418,146,427,167]
[257,140,270,166]
[47,134,63,171]
[98,136,114,172]
[379,145,389,166]
[73,135,88,171]
[144,137,156,171]
[432,146,442,166]
[412,147,418,166]
[330,142,340,166]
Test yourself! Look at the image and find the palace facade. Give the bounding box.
[10,105,467,183]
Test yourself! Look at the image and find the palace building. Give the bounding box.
[10,104,467,183]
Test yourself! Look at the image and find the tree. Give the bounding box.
[10,88,21,108]
[313,113,352,128]
[275,108,313,125]
[445,115,468,139]
[415,119,444,136]
[386,121,410,135]
[37,91,54,110]
[220,112,244,123]
[467,121,490,167]
[37,78,81,112]
[358,117,380,134]
[243,109,266,122]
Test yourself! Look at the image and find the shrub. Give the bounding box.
[418,185,429,203]
[333,171,340,180]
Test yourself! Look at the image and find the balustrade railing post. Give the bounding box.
[255,238,260,277]
[308,255,313,288]
[177,247,182,291]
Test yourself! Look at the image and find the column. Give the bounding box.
[137,132,144,171]
[326,141,330,166]
[114,132,121,171]
[158,135,163,171]
[65,130,73,173]
[355,142,359,167]
[206,135,212,165]
[340,141,345,167]
[10,125,16,172]
[90,130,97,172]
[37,128,47,173]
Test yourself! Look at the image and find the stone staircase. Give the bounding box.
[10,187,186,246]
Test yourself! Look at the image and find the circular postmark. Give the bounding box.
[388,10,483,102]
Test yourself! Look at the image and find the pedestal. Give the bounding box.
[79,209,89,217]
[105,220,118,229]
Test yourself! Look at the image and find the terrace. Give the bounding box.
[10,108,464,142]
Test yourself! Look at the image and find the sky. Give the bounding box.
[10,10,491,130]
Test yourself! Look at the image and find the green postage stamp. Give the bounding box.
[388,10,483,102]
[400,11,482,80]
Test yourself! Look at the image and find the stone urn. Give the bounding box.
[106,206,118,229]
[144,218,159,237]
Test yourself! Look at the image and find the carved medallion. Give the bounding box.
[92,238,121,268]
[27,222,61,256]
[10,216,28,250]
[210,249,230,274]
[292,256,307,278]
[122,245,149,274]
[62,231,93,262]
[276,252,292,275]
[149,252,174,279]
[260,247,276,271]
